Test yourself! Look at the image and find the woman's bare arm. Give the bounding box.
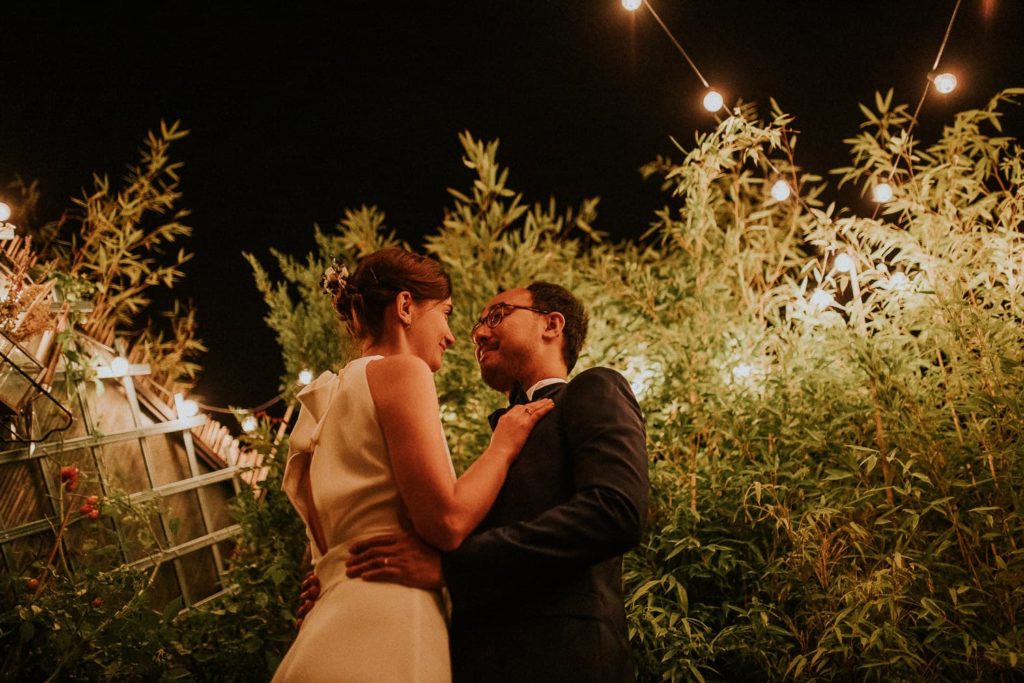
[366,355,551,551]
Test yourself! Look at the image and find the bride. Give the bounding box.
[271,247,552,682]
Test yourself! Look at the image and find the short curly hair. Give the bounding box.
[527,281,588,372]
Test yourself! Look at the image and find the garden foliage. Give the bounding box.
[5,89,1024,680]
[251,90,1024,680]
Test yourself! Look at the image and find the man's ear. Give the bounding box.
[395,291,414,327]
[542,311,565,339]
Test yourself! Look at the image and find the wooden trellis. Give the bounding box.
[0,249,262,611]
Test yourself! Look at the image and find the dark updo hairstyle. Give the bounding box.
[323,247,452,341]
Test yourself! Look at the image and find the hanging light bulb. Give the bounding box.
[109,356,130,377]
[702,89,724,113]
[931,72,958,94]
[810,289,834,308]
[175,393,199,418]
[621,0,642,10]
[298,369,314,386]
[241,414,258,433]
[0,202,11,223]
[872,182,894,203]
[770,179,791,201]
[834,253,855,273]
[888,272,910,291]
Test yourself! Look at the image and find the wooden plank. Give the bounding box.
[0,415,207,464]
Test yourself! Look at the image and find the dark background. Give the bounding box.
[2,1,1022,415]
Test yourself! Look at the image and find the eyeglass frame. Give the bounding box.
[470,303,552,343]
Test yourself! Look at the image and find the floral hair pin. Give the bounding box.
[321,258,351,296]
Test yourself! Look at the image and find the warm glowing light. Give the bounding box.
[872,183,893,203]
[834,253,855,273]
[732,364,755,380]
[620,354,662,399]
[888,272,910,291]
[298,369,314,386]
[110,356,130,376]
[241,415,258,433]
[702,89,724,113]
[621,0,642,10]
[770,179,791,201]
[175,394,199,419]
[0,202,10,222]
[810,289,834,308]
[728,361,769,390]
[933,72,957,94]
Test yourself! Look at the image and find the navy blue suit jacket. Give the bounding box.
[442,367,649,682]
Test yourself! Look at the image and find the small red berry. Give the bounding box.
[79,504,94,515]
[85,495,99,506]
[60,466,81,491]
[25,578,40,592]
[87,509,100,520]
[91,597,103,608]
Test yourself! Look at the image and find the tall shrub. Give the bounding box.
[250,91,1024,681]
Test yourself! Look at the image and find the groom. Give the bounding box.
[346,282,649,682]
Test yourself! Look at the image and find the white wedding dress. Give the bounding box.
[272,356,452,683]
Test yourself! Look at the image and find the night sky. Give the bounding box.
[2,2,1022,415]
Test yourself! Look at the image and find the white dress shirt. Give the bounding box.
[525,377,568,400]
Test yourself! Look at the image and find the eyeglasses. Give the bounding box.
[470,303,551,342]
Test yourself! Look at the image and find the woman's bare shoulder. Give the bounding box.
[367,354,431,376]
[365,355,434,398]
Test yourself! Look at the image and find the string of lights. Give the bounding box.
[89,352,312,433]
[873,0,964,213]
[0,2,983,438]
[623,0,724,112]
[623,0,964,123]
[621,0,971,343]
[194,368,314,432]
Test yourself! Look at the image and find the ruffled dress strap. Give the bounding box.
[282,370,341,562]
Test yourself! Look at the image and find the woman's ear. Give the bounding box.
[395,291,414,327]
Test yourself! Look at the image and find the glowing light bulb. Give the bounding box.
[770,179,791,201]
[110,356,130,376]
[241,415,258,433]
[933,72,957,94]
[732,364,754,380]
[888,272,909,291]
[298,369,314,386]
[0,202,10,222]
[834,253,855,273]
[872,183,893,203]
[176,395,199,418]
[702,89,724,113]
[810,289,834,308]
[621,0,642,10]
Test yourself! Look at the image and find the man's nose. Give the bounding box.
[472,326,491,347]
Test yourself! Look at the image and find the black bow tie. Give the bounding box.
[487,382,563,430]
